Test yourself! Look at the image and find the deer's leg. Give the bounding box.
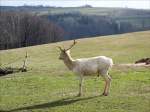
[78,75,83,97]
[103,81,108,96]
[106,74,112,95]
[101,72,112,96]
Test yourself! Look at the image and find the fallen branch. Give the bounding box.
[0,67,27,76]
[0,52,28,76]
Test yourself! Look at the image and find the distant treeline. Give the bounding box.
[0,11,64,50]
[47,13,118,39]
[0,8,150,50]
[46,13,150,40]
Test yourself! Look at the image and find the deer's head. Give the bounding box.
[58,40,77,60]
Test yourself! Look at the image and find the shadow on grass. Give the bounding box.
[3,95,101,112]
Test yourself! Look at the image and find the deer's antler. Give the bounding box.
[65,40,77,51]
[57,46,64,51]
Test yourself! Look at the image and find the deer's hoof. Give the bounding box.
[102,93,108,96]
[77,93,82,97]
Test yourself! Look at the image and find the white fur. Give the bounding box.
[73,56,113,76]
[72,55,113,96]
[59,49,113,96]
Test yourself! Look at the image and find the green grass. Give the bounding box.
[0,31,150,112]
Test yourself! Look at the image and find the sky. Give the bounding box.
[0,0,150,9]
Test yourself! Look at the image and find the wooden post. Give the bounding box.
[22,51,28,72]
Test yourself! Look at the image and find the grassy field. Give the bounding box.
[37,7,150,16]
[45,7,118,16]
[0,31,150,112]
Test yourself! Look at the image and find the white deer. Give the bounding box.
[58,40,113,96]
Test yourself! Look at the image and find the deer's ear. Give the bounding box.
[57,46,66,53]
[62,49,66,52]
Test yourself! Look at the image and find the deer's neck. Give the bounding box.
[63,52,75,70]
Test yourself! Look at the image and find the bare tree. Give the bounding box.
[0,11,64,50]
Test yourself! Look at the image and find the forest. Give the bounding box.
[0,6,150,50]
[0,11,64,50]
[46,13,140,40]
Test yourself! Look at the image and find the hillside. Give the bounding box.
[1,6,150,50]
[44,7,150,39]
[1,6,150,16]
[1,30,150,68]
[0,31,150,112]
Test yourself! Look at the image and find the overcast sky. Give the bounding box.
[1,0,150,9]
